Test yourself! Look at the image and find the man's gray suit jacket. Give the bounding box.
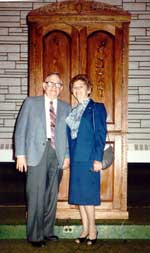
[15,96,71,168]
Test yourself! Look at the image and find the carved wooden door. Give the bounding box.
[28,1,130,219]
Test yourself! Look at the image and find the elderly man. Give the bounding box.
[15,73,71,247]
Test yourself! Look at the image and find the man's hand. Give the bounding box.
[93,160,102,172]
[62,158,70,170]
[16,156,27,173]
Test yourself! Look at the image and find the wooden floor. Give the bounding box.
[0,239,150,253]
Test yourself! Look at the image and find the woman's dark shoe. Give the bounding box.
[87,231,98,245]
[75,234,88,244]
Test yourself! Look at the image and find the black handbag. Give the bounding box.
[92,108,114,170]
[102,138,114,169]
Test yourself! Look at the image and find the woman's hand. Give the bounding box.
[62,158,70,170]
[93,160,103,172]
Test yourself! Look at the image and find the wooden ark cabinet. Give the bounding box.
[27,0,131,219]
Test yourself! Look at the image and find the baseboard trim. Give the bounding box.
[0,224,150,240]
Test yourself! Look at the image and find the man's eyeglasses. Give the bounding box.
[45,81,62,88]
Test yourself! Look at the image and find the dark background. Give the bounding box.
[0,162,149,206]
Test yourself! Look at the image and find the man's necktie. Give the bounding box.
[50,101,56,149]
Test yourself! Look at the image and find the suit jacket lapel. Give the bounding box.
[76,99,95,134]
[82,99,95,117]
[39,96,46,137]
[55,100,62,131]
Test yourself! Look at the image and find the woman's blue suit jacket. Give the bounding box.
[67,99,107,162]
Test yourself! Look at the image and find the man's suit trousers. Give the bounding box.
[26,140,61,241]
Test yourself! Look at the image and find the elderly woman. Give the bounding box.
[66,74,107,245]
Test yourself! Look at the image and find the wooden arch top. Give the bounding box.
[27,0,131,22]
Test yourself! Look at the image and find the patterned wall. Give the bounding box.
[0,0,150,161]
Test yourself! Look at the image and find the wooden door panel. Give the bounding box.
[41,28,124,206]
[43,30,71,200]
[101,163,113,201]
[43,30,71,103]
[58,169,70,200]
[87,31,114,123]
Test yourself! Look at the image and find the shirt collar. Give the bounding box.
[45,95,57,104]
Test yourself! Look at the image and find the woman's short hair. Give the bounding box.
[69,74,92,93]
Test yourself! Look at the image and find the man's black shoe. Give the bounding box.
[30,240,46,247]
[44,235,59,241]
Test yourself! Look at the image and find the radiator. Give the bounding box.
[0,142,150,163]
